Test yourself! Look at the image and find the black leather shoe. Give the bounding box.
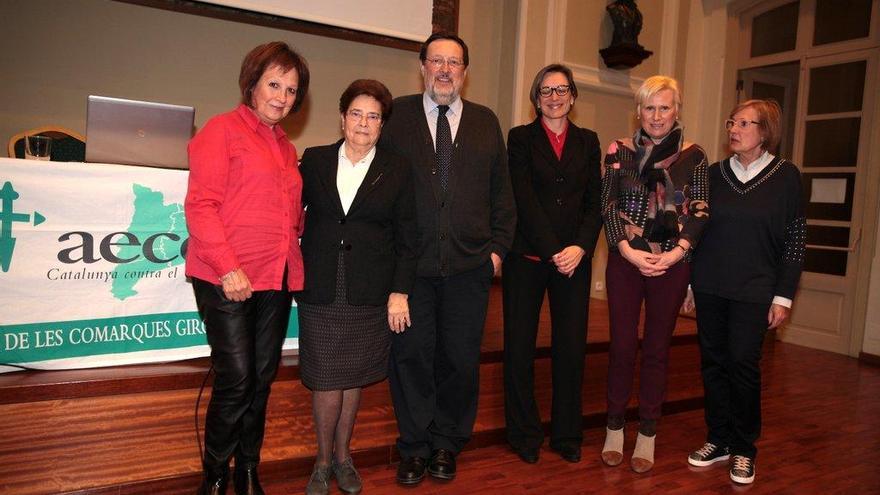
[197,471,228,495]
[233,465,264,495]
[396,456,427,485]
[551,444,581,463]
[428,449,456,480]
[511,445,539,464]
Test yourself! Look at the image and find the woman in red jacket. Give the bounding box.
[185,41,309,495]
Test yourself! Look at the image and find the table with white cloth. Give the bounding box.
[0,158,299,372]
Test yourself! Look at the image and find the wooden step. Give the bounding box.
[1,343,704,495]
[0,296,696,404]
[0,295,701,494]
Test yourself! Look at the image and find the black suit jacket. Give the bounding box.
[381,94,516,277]
[507,118,602,260]
[295,140,417,306]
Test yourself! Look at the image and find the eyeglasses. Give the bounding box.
[538,85,571,97]
[424,57,465,70]
[725,119,761,130]
[346,109,382,124]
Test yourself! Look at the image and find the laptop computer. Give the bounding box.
[85,95,195,169]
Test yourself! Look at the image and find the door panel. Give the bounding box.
[784,51,875,354]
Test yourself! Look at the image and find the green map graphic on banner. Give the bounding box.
[111,184,187,300]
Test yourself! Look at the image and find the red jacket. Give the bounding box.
[185,104,304,291]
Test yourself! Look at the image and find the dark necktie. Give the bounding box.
[435,105,452,191]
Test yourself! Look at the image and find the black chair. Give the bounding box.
[8,126,86,162]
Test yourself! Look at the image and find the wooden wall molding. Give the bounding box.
[114,0,459,52]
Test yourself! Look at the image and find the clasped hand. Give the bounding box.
[551,245,586,277]
[618,241,685,277]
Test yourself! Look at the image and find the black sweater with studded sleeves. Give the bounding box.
[691,156,806,304]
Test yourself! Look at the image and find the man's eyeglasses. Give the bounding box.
[425,57,465,70]
[347,109,382,124]
[538,85,571,97]
[725,119,761,130]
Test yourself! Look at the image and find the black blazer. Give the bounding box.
[381,94,516,277]
[507,118,602,260]
[295,140,417,306]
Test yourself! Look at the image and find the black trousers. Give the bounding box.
[694,292,769,459]
[388,260,494,458]
[502,254,589,451]
[192,276,292,473]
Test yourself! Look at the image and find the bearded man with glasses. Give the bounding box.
[380,31,516,487]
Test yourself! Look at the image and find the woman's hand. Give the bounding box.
[681,286,695,313]
[221,268,253,302]
[653,247,685,271]
[552,246,586,277]
[767,303,791,329]
[491,252,502,276]
[388,292,411,333]
[618,241,664,276]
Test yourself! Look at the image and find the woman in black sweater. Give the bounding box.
[687,99,805,485]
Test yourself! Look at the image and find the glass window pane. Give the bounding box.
[803,118,861,167]
[806,225,850,247]
[802,173,854,221]
[804,249,848,276]
[807,61,866,114]
[751,2,799,57]
[814,0,872,45]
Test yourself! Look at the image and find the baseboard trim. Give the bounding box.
[859,351,880,367]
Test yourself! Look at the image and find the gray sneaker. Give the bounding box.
[332,457,363,494]
[688,442,730,467]
[305,464,332,495]
[729,455,755,484]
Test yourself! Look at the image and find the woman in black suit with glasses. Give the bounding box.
[502,63,602,465]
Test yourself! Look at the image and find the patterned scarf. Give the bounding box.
[633,124,683,244]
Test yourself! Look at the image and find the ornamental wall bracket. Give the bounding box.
[600,0,653,70]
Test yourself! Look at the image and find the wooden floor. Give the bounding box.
[266,342,880,494]
[2,289,876,494]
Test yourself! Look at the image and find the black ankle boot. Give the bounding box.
[233,465,264,495]
[197,469,228,495]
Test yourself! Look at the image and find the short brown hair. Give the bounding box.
[339,79,393,120]
[729,99,782,153]
[239,41,310,113]
[419,32,469,67]
[529,63,578,115]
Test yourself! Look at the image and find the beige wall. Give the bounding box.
[0,0,515,152]
[562,0,663,78]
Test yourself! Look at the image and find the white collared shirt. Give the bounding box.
[422,92,463,149]
[729,150,775,183]
[337,144,376,214]
[728,150,792,309]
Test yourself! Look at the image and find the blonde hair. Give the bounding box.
[635,75,681,113]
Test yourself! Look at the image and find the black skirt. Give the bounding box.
[297,253,389,390]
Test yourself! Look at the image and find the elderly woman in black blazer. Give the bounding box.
[503,63,602,465]
[296,79,417,495]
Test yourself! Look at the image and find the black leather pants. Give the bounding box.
[192,276,292,474]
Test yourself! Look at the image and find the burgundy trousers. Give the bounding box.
[605,251,690,420]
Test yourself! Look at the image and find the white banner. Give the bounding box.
[0,158,298,372]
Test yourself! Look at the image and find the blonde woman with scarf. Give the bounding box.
[599,75,709,473]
